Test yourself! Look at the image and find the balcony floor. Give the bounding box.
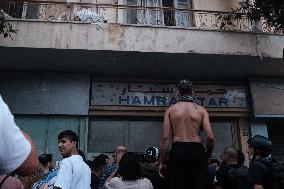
[0,46,283,81]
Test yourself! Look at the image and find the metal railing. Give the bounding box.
[0,0,281,33]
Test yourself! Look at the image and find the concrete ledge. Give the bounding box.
[0,20,283,58]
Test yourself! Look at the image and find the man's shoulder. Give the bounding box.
[61,155,84,165]
[168,102,207,114]
[171,101,205,108]
[250,160,267,167]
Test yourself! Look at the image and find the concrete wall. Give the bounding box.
[0,21,283,59]
[0,73,90,115]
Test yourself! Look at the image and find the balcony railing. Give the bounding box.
[0,0,281,33]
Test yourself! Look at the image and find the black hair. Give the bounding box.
[92,154,109,171]
[209,158,220,166]
[177,79,193,95]
[118,152,143,181]
[38,154,52,167]
[97,154,109,161]
[58,130,79,143]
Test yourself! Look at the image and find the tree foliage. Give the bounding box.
[0,10,17,39]
[219,0,284,32]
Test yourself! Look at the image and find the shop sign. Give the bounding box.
[91,82,248,108]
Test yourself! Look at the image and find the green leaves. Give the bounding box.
[0,11,17,39]
[217,0,283,33]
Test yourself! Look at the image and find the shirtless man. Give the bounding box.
[159,79,214,189]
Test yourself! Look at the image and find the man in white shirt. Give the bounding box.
[0,95,38,176]
[54,130,91,189]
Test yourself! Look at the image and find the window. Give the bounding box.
[0,1,23,18]
[126,0,192,27]
[126,0,164,25]
[175,0,192,27]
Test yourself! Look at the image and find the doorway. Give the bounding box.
[88,117,238,158]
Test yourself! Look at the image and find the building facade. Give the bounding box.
[0,0,283,163]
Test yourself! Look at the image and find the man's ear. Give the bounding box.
[72,141,77,148]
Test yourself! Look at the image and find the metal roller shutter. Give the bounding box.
[267,122,284,163]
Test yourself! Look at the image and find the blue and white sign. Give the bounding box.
[91,82,248,108]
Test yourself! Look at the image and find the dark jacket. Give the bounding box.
[141,162,165,189]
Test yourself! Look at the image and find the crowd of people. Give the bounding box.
[1,79,283,189]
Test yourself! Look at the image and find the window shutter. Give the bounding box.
[267,124,284,163]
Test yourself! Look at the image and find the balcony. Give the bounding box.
[1,0,281,32]
[0,1,283,80]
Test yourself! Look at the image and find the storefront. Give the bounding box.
[250,79,284,163]
[0,73,90,162]
[88,80,251,160]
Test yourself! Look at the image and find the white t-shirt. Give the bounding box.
[0,95,31,174]
[105,177,154,189]
[54,155,91,189]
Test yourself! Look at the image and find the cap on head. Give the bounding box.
[144,146,159,162]
[247,135,272,156]
[178,79,193,95]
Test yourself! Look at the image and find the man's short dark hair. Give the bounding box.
[209,158,220,166]
[178,79,193,95]
[58,130,79,143]
[223,147,238,160]
[38,154,52,167]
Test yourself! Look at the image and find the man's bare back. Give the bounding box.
[159,79,214,189]
[168,101,207,143]
[159,101,214,177]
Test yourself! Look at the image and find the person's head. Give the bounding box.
[57,130,79,158]
[143,146,159,163]
[118,152,142,181]
[247,135,272,159]
[92,154,109,173]
[209,158,220,171]
[97,154,110,166]
[220,147,238,165]
[113,145,127,163]
[177,79,193,96]
[38,154,53,171]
